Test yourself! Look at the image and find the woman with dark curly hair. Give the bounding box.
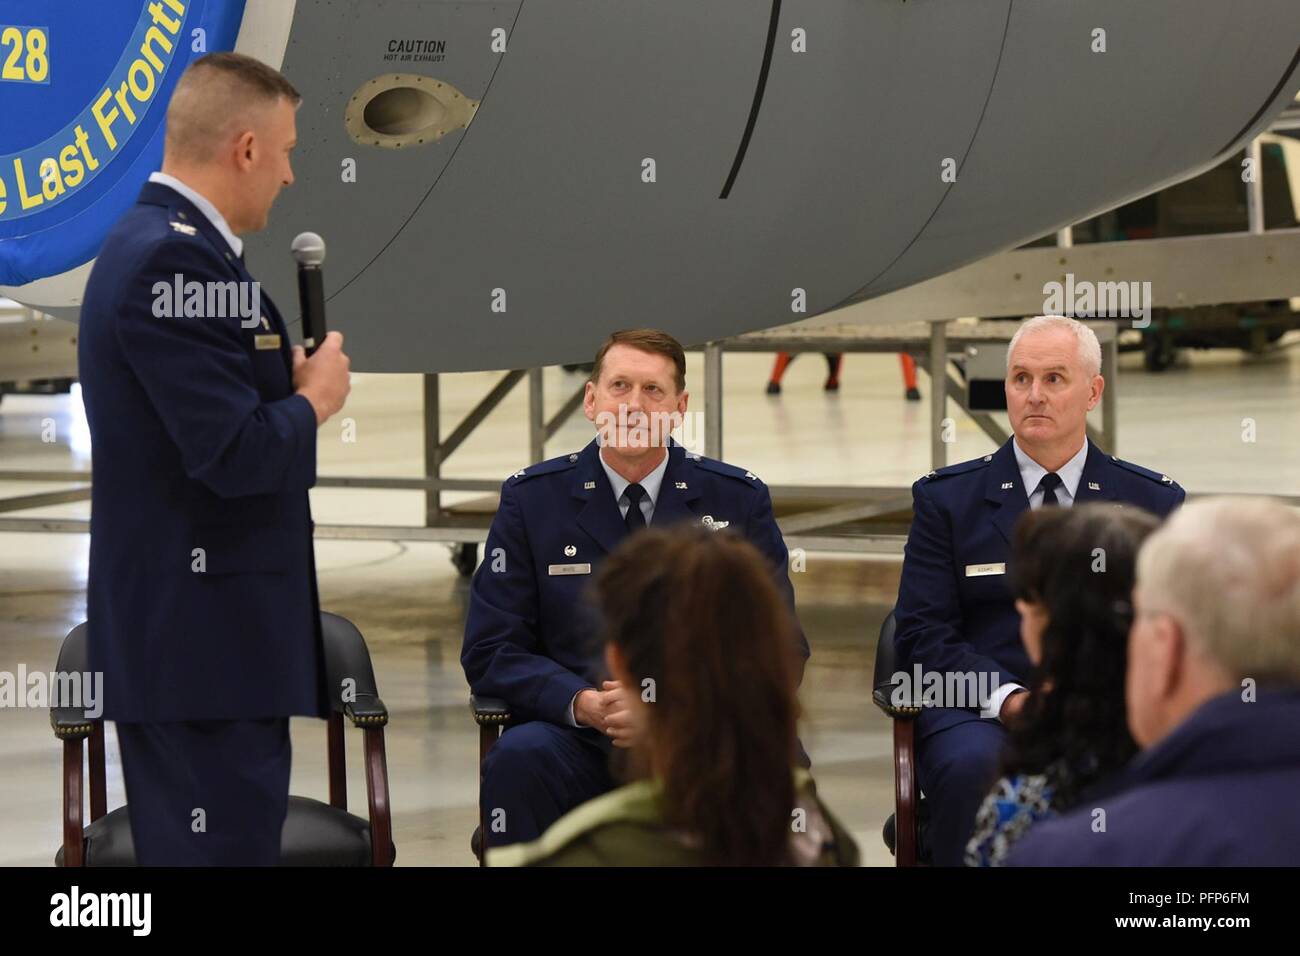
[964,502,1160,866]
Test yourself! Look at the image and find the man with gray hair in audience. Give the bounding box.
[1009,497,1300,865]
[893,314,1185,865]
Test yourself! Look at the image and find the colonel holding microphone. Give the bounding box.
[78,52,350,865]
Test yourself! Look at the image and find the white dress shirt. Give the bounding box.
[148,171,244,258]
[983,437,1089,719]
[598,447,669,525]
[1012,436,1088,510]
[567,447,671,726]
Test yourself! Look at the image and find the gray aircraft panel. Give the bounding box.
[11,1,1300,375]
[253,0,1022,371]
[853,0,1300,299]
[268,0,523,293]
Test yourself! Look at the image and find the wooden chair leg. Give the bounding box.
[363,727,394,866]
[62,738,85,867]
[88,722,107,823]
[327,712,347,810]
[894,718,918,867]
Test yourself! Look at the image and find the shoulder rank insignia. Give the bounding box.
[744,471,757,480]
[169,220,197,236]
[583,480,596,490]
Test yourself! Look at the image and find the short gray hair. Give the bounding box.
[1136,497,1300,685]
[1006,315,1102,377]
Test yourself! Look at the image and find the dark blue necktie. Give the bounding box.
[624,483,647,530]
[1038,472,1062,507]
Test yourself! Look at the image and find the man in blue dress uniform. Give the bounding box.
[78,54,352,865]
[893,315,1184,865]
[462,329,809,848]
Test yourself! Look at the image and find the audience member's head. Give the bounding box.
[1005,316,1103,460]
[1128,497,1300,748]
[1005,503,1161,803]
[592,527,800,865]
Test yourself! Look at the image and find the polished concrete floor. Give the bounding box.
[2,342,1298,866]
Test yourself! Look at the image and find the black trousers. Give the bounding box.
[116,718,291,866]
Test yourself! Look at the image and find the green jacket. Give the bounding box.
[488,770,860,867]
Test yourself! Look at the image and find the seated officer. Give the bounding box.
[490,527,856,867]
[1010,497,1300,865]
[462,328,808,849]
[894,315,1184,865]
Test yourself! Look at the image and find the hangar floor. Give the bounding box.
[2,343,1298,866]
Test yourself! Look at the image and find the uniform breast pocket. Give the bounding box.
[191,524,291,575]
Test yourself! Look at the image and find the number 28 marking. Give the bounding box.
[1,26,50,84]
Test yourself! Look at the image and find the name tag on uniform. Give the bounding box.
[254,334,282,350]
[548,563,592,576]
[965,562,1006,577]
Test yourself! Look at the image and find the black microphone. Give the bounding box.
[291,232,327,356]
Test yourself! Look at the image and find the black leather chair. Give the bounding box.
[52,612,396,866]
[468,694,511,865]
[870,610,929,866]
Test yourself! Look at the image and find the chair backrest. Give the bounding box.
[54,621,89,673]
[872,610,898,691]
[50,622,96,734]
[320,611,384,717]
[50,614,386,721]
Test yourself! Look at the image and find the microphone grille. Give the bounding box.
[291,232,326,266]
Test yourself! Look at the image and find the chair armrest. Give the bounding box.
[51,708,96,740]
[470,695,511,725]
[344,694,389,728]
[872,685,922,720]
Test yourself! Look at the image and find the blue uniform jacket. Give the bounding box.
[78,181,327,722]
[894,438,1184,737]
[1008,689,1300,865]
[462,439,809,726]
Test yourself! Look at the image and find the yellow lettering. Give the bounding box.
[141,26,174,71]
[163,0,187,16]
[92,89,121,150]
[0,172,7,216]
[149,2,182,33]
[113,82,137,125]
[39,158,65,200]
[14,158,42,210]
[59,144,85,189]
[127,59,154,102]
[74,125,98,172]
